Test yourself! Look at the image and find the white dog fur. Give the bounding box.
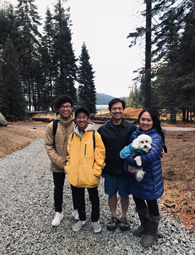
[129,134,152,182]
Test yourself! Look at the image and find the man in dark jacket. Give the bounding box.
[98,98,136,231]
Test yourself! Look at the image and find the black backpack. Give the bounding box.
[53,119,59,150]
[52,119,95,150]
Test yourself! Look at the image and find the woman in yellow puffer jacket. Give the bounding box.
[64,107,105,233]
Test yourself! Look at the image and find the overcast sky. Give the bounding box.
[5,0,145,97]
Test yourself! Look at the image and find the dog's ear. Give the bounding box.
[132,138,140,149]
[148,136,152,144]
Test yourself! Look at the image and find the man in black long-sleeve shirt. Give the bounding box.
[98,98,136,231]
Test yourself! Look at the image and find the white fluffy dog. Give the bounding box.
[120,134,152,182]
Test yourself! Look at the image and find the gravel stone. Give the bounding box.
[0,138,194,255]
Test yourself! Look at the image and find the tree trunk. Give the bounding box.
[182,108,186,121]
[144,0,152,108]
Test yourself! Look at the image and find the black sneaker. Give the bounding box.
[118,217,130,231]
[107,217,118,231]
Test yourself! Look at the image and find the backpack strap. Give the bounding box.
[93,130,95,150]
[53,119,59,149]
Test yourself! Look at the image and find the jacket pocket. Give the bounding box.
[83,143,94,159]
[79,167,99,187]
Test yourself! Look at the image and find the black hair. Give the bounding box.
[138,108,167,152]
[54,94,73,111]
[75,107,90,118]
[108,98,126,111]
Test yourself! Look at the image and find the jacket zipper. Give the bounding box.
[84,144,86,156]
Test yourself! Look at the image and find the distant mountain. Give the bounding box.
[96,93,114,105]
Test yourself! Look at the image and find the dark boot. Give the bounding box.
[133,207,148,237]
[141,213,161,248]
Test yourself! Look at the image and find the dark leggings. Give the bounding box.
[53,172,65,212]
[133,196,159,216]
[71,185,100,222]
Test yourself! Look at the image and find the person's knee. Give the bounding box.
[121,195,129,200]
[109,193,117,200]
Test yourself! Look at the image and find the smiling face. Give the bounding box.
[110,102,124,124]
[58,103,73,119]
[139,111,153,131]
[75,112,89,132]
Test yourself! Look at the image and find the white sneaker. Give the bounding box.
[92,221,102,233]
[72,209,79,220]
[72,220,87,232]
[52,212,64,227]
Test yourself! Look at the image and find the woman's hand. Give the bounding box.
[128,166,136,175]
[161,148,165,157]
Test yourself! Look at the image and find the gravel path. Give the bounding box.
[0,138,194,255]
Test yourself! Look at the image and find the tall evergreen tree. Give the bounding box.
[128,91,134,107]
[177,8,195,121]
[0,4,17,52]
[14,0,42,110]
[0,36,25,121]
[127,0,195,121]
[53,0,77,101]
[40,8,56,110]
[78,43,96,114]
[152,0,194,121]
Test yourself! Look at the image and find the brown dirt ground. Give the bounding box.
[0,120,194,234]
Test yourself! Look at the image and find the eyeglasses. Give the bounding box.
[60,104,72,109]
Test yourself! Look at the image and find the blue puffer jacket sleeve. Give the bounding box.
[124,127,164,200]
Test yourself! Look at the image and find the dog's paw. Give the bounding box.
[135,156,142,166]
[136,170,145,182]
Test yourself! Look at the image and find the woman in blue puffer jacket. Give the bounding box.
[124,108,167,248]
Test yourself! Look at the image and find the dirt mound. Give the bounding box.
[0,121,47,158]
[123,107,142,118]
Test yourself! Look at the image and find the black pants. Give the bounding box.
[71,185,100,222]
[70,185,78,210]
[133,196,160,216]
[53,172,65,212]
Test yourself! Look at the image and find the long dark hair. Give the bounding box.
[138,108,167,152]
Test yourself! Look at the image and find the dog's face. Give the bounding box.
[132,134,152,153]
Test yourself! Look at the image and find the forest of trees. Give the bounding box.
[0,0,96,121]
[128,0,195,122]
[0,0,195,122]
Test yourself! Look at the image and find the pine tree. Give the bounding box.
[128,91,134,107]
[0,37,25,121]
[0,4,17,51]
[14,0,42,111]
[127,0,194,121]
[177,9,195,121]
[53,0,77,101]
[152,1,194,121]
[40,9,56,110]
[78,43,96,114]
